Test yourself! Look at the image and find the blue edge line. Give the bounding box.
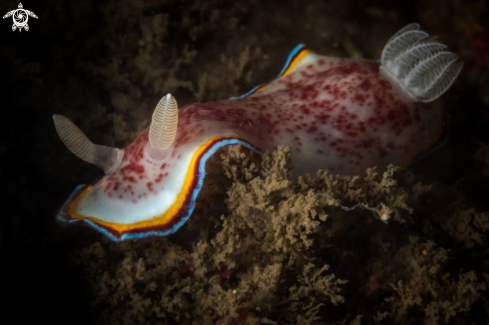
[229,43,306,100]
[57,138,262,241]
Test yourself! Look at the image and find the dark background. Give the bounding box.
[1,0,488,323]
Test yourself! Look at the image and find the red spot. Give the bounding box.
[155,173,163,183]
[358,79,372,91]
[146,182,154,192]
[318,150,324,154]
[160,163,167,170]
[300,85,318,100]
[352,93,366,105]
[307,125,318,133]
[104,182,113,194]
[316,113,330,124]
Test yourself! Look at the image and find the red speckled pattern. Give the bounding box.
[174,54,443,176]
[72,52,444,226]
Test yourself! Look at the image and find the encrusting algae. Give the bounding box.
[68,145,488,324]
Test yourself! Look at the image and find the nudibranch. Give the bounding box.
[54,24,462,241]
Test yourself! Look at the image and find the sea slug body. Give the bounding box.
[53,24,462,241]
